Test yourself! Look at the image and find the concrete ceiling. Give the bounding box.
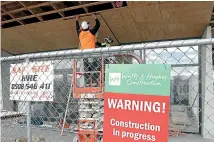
[1,1,214,54]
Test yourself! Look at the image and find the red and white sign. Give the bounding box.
[10,61,54,101]
[104,92,170,142]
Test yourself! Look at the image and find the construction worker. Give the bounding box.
[95,31,112,48]
[76,14,100,50]
[76,14,100,87]
[95,34,113,67]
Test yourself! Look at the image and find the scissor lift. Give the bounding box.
[73,57,105,142]
[77,119,99,142]
[73,58,105,99]
[61,53,143,142]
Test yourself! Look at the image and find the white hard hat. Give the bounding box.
[81,21,89,30]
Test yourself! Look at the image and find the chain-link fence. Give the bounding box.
[1,39,214,142]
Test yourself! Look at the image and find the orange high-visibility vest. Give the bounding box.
[79,30,96,50]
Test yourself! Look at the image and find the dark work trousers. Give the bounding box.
[96,58,110,83]
[83,58,100,86]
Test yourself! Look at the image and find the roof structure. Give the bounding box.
[1,1,214,54]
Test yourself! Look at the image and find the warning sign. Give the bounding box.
[10,61,54,101]
[104,64,171,142]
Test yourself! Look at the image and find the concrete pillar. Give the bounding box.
[200,26,214,140]
[0,50,13,111]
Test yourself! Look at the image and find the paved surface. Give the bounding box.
[1,125,75,142]
[1,125,213,142]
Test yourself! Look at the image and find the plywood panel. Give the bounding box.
[129,4,162,23]
[1,2,213,54]
[1,29,40,53]
[163,23,206,39]
[101,8,130,24]
[1,14,119,54]
[160,1,214,9]
[2,19,79,54]
[16,20,79,51]
[160,2,213,23]
[160,2,213,39]
[128,4,165,41]
[101,8,141,43]
[127,1,159,7]
[134,22,165,41]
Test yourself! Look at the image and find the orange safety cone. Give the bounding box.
[57,119,70,129]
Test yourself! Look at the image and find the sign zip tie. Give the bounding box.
[164,63,167,70]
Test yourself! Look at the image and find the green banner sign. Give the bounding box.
[105,64,171,96]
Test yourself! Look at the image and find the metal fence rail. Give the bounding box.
[1,38,214,142]
[1,39,214,61]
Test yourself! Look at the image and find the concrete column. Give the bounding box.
[0,50,13,111]
[200,26,214,140]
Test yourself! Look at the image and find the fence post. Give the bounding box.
[27,101,32,142]
[25,58,32,142]
[200,26,214,140]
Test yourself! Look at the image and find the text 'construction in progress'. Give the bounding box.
[104,64,171,142]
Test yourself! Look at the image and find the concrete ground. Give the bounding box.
[1,125,75,142]
[1,125,213,142]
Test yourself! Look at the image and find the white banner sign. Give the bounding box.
[10,61,54,101]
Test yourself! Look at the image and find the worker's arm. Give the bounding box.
[96,42,102,47]
[90,14,100,35]
[76,16,80,36]
[96,42,107,47]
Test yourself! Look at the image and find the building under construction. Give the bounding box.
[1,1,214,142]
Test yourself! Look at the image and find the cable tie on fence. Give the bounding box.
[163,63,167,70]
